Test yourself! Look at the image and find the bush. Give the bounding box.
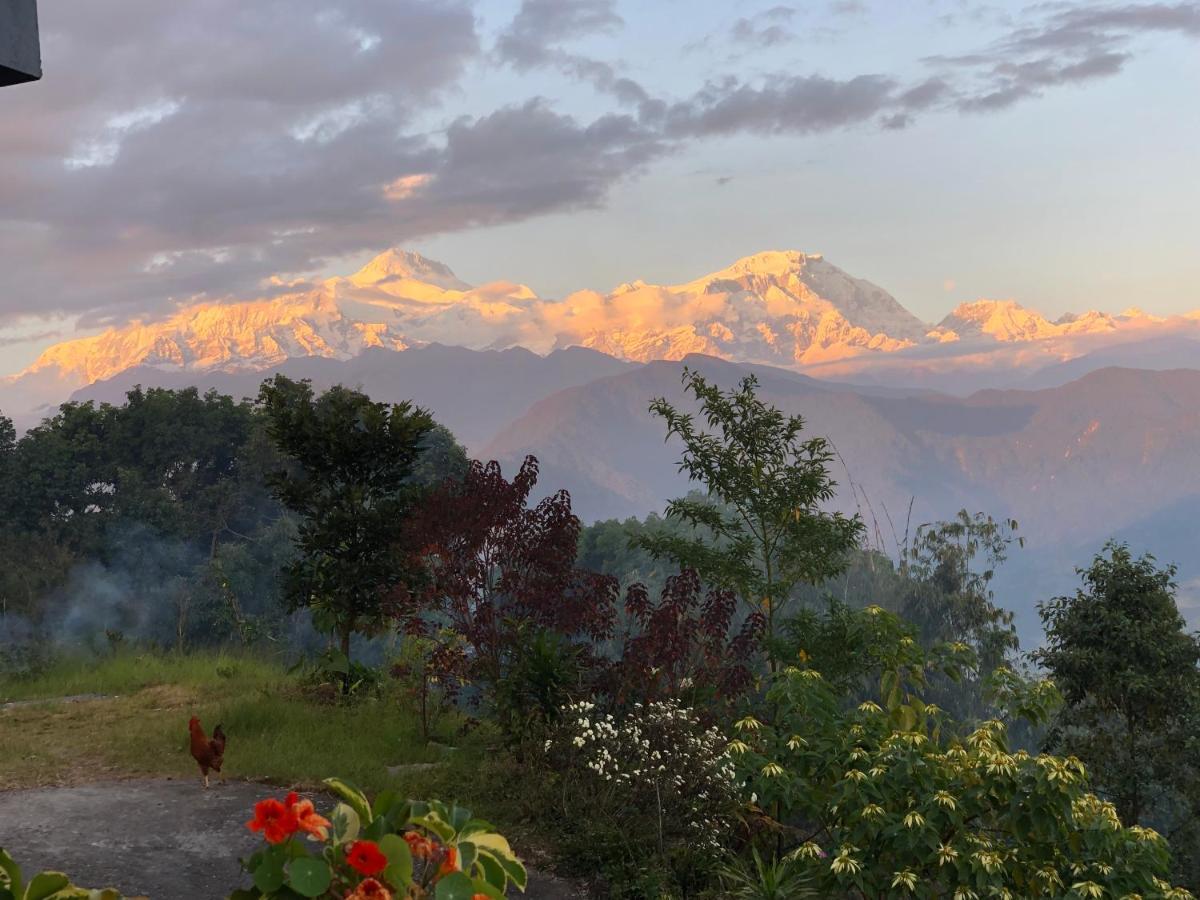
[297,649,385,703]
[731,610,1196,899]
[545,698,739,895]
[601,569,762,719]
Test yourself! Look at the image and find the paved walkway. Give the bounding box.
[0,779,583,899]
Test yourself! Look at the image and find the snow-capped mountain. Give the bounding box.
[1,249,928,398]
[929,299,1165,343]
[3,248,1199,419]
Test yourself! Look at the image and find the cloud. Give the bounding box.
[496,0,623,68]
[0,0,481,321]
[0,1,1197,330]
[494,0,649,106]
[729,7,799,48]
[925,2,1200,111]
[390,101,667,232]
[663,74,899,137]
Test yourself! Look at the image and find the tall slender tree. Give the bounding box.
[638,369,863,667]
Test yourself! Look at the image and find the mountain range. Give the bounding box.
[5,248,1199,421]
[2,249,1197,638]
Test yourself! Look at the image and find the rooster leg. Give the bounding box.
[203,773,210,789]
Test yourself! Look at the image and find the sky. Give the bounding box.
[0,0,1197,371]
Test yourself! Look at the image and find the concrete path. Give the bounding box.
[0,779,584,899]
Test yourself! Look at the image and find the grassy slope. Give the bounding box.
[0,651,484,800]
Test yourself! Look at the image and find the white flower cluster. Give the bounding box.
[549,698,738,849]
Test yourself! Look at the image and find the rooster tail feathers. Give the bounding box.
[213,724,225,740]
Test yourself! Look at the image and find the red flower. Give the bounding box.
[345,878,393,900]
[403,831,434,859]
[345,840,389,877]
[283,793,332,841]
[438,846,459,877]
[246,798,298,844]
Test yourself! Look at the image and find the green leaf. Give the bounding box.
[322,778,372,827]
[0,850,21,895]
[252,857,286,894]
[475,854,505,889]
[226,890,261,900]
[24,872,70,900]
[471,833,527,890]
[434,872,477,900]
[285,858,331,898]
[330,803,361,844]
[377,834,413,889]
[455,841,477,875]
[371,790,405,823]
[469,877,504,900]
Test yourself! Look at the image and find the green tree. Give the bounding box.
[639,369,863,665]
[1035,542,1200,880]
[409,423,469,488]
[258,376,434,684]
[901,510,1021,671]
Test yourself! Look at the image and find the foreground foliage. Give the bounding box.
[234,779,525,900]
[0,849,119,900]
[734,605,1194,899]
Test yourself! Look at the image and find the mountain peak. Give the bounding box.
[939,299,1120,342]
[349,249,470,290]
[711,249,818,279]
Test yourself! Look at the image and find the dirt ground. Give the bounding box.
[0,778,584,899]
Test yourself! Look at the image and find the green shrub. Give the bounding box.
[732,606,1195,899]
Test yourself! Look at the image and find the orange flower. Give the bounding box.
[403,831,434,859]
[246,797,298,844]
[285,793,332,841]
[438,845,459,877]
[472,895,491,900]
[345,877,393,900]
[345,840,389,877]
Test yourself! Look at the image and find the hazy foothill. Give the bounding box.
[3,0,1200,898]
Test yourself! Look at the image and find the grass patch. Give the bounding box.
[0,650,475,796]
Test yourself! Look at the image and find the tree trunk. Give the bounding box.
[340,624,352,695]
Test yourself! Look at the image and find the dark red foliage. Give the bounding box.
[397,455,619,687]
[606,569,764,712]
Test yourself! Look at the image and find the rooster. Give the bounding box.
[188,716,227,789]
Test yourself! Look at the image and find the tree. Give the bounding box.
[258,375,434,684]
[1035,542,1200,877]
[400,455,618,699]
[735,605,1195,899]
[900,511,1021,671]
[639,369,863,666]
